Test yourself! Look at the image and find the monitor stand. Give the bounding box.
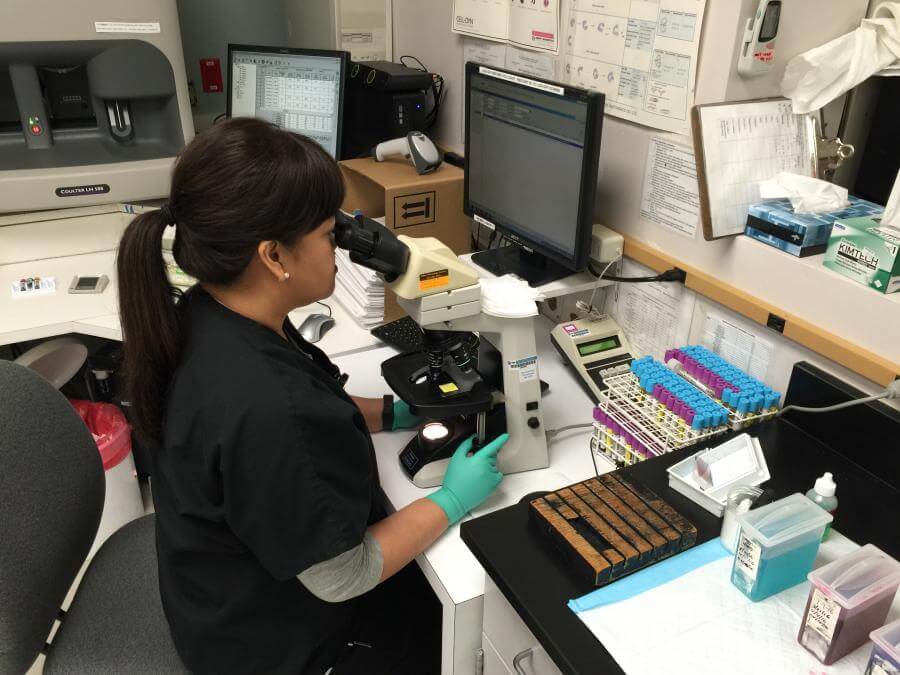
[471,245,574,287]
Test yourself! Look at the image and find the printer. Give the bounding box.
[342,60,434,160]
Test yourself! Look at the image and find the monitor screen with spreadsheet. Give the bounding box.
[464,62,604,285]
[226,45,348,158]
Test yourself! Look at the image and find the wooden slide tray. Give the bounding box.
[529,473,697,587]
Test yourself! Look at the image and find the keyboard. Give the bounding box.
[372,316,483,355]
[371,316,425,353]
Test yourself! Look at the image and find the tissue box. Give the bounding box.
[745,197,885,257]
[824,216,900,294]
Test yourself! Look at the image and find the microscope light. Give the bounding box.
[422,422,450,441]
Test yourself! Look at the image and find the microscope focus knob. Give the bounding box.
[527,417,541,429]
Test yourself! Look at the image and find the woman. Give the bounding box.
[117,118,507,674]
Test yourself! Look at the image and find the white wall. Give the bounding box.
[390,0,898,391]
[283,0,337,50]
[391,0,466,153]
[177,0,289,130]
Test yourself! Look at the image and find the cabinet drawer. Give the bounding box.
[482,577,562,675]
[482,632,513,675]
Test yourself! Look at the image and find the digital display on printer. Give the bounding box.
[577,336,620,357]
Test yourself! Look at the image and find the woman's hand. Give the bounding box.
[389,399,423,431]
[427,433,508,525]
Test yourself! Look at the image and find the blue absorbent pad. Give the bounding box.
[568,539,731,613]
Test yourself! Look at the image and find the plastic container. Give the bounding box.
[14,336,88,389]
[69,400,145,560]
[731,493,833,601]
[720,485,763,554]
[866,618,900,675]
[667,434,769,517]
[798,545,900,664]
[806,472,839,539]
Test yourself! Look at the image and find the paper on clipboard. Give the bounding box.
[692,99,818,240]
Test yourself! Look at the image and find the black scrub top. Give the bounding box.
[153,286,383,674]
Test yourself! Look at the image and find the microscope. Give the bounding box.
[336,212,549,488]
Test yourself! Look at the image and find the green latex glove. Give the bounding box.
[428,433,508,525]
[392,399,423,431]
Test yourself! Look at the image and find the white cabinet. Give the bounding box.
[482,576,562,675]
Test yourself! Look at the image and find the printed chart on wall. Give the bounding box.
[462,38,557,78]
[700,312,774,381]
[452,0,561,54]
[562,0,707,134]
[640,135,700,238]
[605,259,695,361]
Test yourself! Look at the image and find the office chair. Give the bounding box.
[0,360,187,674]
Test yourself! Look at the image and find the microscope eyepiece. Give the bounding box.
[334,211,410,282]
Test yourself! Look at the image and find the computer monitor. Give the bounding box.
[464,62,604,286]
[227,44,348,158]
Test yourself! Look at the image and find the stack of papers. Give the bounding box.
[333,248,384,328]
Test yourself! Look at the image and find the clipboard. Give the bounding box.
[691,98,818,241]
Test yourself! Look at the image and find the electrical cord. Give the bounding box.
[316,301,332,317]
[587,254,621,313]
[778,380,900,417]
[546,422,594,442]
[588,262,687,283]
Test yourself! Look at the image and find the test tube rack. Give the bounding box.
[529,473,697,587]
[10,276,56,299]
[592,369,778,468]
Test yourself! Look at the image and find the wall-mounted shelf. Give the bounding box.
[621,234,900,387]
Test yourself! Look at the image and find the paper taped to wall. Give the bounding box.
[463,37,507,68]
[605,259,695,361]
[562,0,708,135]
[640,136,700,238]
[701,312,774,381]
[452,0,561,54]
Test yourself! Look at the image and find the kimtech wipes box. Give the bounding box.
[823,216,900,294]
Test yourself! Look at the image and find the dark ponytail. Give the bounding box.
[117,210,181,441]
[117,118,345,440]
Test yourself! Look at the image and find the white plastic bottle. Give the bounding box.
[806,472,838,539]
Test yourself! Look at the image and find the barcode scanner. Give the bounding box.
[373,131,442,175]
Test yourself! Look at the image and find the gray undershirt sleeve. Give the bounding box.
[297,531,384,603]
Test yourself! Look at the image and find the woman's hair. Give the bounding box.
[117,118,344,441]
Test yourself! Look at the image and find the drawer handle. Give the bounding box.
[513,647,533,674]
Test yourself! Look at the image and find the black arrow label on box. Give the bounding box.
[393,191,436,228]
[401,197,431,219]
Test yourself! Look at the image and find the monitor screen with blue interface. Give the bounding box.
[228,46,346,158]
[465,65,601,273]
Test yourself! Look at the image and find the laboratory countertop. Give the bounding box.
[331,314,614,606]
[460,402,900,674]
[0,249,382,357]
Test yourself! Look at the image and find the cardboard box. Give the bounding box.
[339,158,472,322]
[745,196,884,257]
[823,216,900,294]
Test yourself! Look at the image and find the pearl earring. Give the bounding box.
[283,272,291,281]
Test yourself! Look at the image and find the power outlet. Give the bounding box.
[590,223,624,265]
